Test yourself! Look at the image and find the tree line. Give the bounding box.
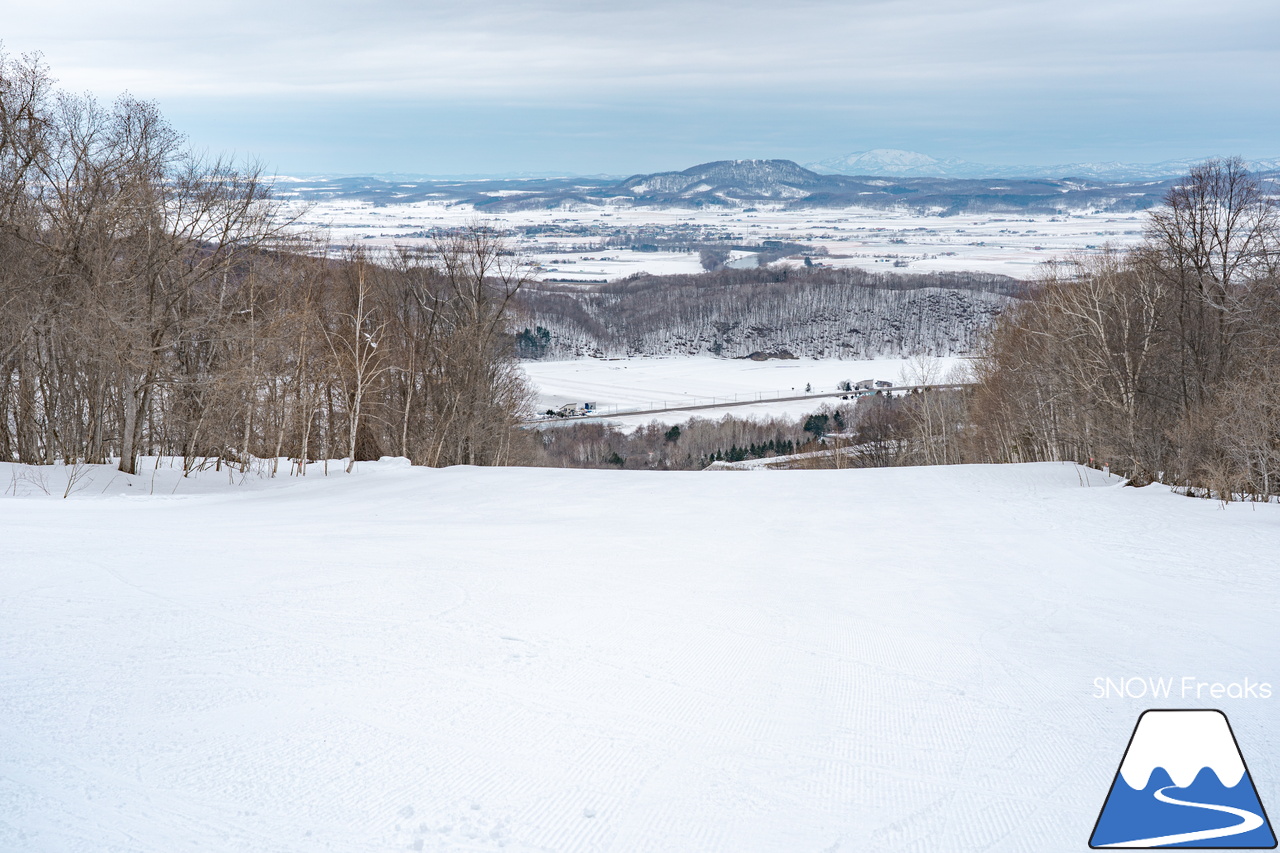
[970,158,1280,500]
[532,414,813,470]
[0,50,532,475]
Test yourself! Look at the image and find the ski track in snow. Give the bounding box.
[1,460,1278,852]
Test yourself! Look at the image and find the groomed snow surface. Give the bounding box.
[2,460,1278,852]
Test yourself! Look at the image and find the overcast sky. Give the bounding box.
[5,0,1278,175]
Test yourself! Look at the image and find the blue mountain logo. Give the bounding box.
[1091,709,1276,848]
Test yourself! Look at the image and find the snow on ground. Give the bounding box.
[2,459,1277,852]
[521,355,965,427]
[297,201,1147,280]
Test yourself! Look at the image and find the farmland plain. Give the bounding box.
[292,199,1147,281]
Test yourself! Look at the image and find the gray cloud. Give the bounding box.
[7,0,1279,172]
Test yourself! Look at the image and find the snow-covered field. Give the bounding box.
[2,459,1277,852]
[521,355,966,426]
[296,201,1147,280]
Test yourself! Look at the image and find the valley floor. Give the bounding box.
[301,202,1148,281]
[521,355,965,427]
[1,461,1276,852]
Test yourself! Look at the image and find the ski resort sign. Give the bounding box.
[1090,710,1276,848]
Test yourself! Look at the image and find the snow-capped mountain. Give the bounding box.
[808,149,974,177]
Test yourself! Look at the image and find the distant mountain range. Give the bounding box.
[487,159,1183,213]
[285,150,1280,186]
[807,148,1280,181]
[278,157,1280,215]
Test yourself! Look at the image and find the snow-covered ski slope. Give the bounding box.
[2,460,1277,852]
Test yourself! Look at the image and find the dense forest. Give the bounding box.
[515,266,1024,359]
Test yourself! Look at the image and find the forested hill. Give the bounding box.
[514,266,1024,359]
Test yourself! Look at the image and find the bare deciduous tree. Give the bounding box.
[0,52,534,475]
[970,159,1280,498]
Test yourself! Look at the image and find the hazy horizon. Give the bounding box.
[7,0,1278,176]
[263,149,1277,182]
